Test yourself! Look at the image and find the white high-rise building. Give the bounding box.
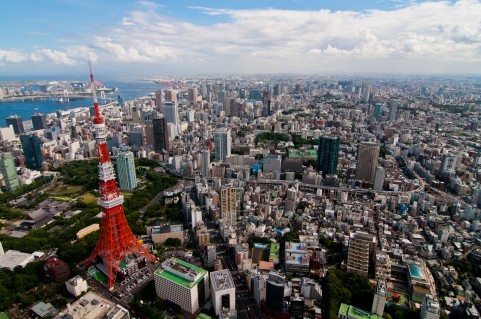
[373,166,385,191]
[371,280,386,317]
[154,258,210,315]
[210,269,236,316]
[163,101,180,135]
[116,150,137,191]
[214,128,231,162]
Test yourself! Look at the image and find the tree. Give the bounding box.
[165,238,182,247]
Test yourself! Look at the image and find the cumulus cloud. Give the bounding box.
[1,0,481,73]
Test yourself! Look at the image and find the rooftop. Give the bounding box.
[155,258,208,289]
[338,303,383,319]
[211,269,235,291]
[0,250,34,271]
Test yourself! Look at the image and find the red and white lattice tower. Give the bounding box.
[85,63,156,289]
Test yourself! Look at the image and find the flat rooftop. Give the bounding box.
[58,291,114,319]
[0,250,34,270]
[211,269,235,291]
[338,303,382,319]
[155,258,207,289]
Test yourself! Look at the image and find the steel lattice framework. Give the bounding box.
[85,63,156,289]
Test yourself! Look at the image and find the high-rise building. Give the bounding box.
[154,89,163,110]
[31,113,47,130]
[262,92,271,117]
[116,150,137,191]
[0,152,20,191]
[214,128,231,162]
[371,280,387,317]
[317,136,340,176]
[152,117,170,153]
[356,142,380,186]
[6,115,24,135]
[440,153,458,175]
[163,102,180,135]
[373,166,385,191]
[201,149,211,177]
[221,186,237,225]
[388,100,398,121]
[210,269,236,316]
[164,89,177,104]
[266,271,285,313]
[346,231,377,277]
[20,133,43,170]
[373,103,382,120]
[188,87,197,104]
[154,258,210,315]
[420,295,440,319]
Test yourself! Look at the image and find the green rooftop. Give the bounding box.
[269,243,280,259]
[338,304,382,319]
[288,148,317,158]
[155,258,208,289]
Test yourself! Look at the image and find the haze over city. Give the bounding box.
[2,0,481,76]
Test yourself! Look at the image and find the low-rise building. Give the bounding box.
[66,275,88,297]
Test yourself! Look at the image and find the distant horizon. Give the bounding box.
[1,0,481,75]
[1,71,481,83]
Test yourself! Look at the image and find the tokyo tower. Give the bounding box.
[85,63,156,289]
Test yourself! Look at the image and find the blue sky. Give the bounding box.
[1,0,479,76]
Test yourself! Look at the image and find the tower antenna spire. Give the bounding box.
[88,60,102,122]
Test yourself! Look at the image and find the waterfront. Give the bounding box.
[0,79,162,126]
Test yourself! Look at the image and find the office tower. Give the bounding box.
[371,281,387,317]
[85,65,155,289]
[346,231,377,277]
[6,115,24,135]
[266,271,285,313]
[373,103,382,120]
[164,89,177,104]
[388,100,398,121]
[20,133,43,170]
[116,150,137,191]
[210,269,236,316]
[223,97,232,116]
[221,186,237,225]
[356,142,380,186]
[373,166,385,191]
[188,87,197,104]
[0,152,20,191]
[152,117,170,152]
[31,113,47,130]
[420,295,440,319]
[154,258,209,315]
[201,149,210,177]
[163,101,180,135]
[214,128,231,162]
[155,89,163,110]
[262,92,271,117]
[440,154,458,175]
[317,136,340,176]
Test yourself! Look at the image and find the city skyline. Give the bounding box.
[1,0,481,76]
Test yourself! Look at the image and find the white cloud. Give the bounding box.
[0,49,28,64]
[1,0,481,73]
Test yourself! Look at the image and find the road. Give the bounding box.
[221,255,264,319]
